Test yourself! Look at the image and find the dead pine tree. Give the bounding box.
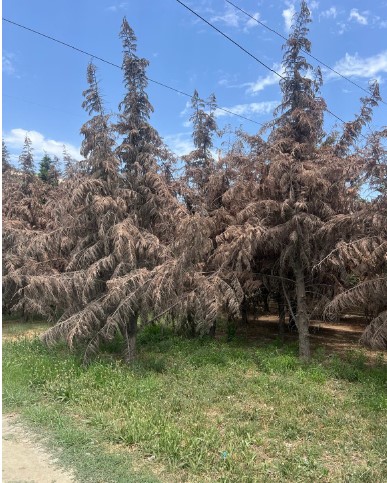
[19,26,183,364]
[114,17,168,362]
[181,90,218,212]
[321,125,387,350]
[2,133,59,320]
[213,1,361,361]
[2,140,12,174]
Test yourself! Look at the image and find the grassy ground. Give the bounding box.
[2,319,387,482]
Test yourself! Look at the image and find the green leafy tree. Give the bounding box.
[38,153,52,183]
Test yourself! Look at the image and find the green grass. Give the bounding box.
[3,321,387,482]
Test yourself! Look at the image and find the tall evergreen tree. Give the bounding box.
[19,134,34,176]
[63,146,76,179]
[38,153,52,183]
[183,91,218,204]
[2,140,12,173]
[47,155,61,186]
[115,17,161,176]
[210,1,380,361]
[81,62,118,181]
[271,1,325,154]
[16,57,182,364]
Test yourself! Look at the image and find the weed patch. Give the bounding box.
[3,324,387,482]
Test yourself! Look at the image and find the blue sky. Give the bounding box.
[3,0,387,166]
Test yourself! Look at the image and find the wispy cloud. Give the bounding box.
[215,101,278,119]
[320,6,337,20]
[282,4,295,32]
[217,64,283,96]
[180,100,192,118]
[164,133,194,157]
[348,9,368,25]
[245,64,284,95]
[106,2,127,12]
[3,128,81,162]
[328,51,387,79]
[3,52,17,76]
[375,17,387,28]
[309,1,320,10]
[211,5,239,28]
[210,5,261,31]
[244,12,261,32]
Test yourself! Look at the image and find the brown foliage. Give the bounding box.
[3,8,386,361]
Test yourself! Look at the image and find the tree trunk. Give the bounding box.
[187,312,196,337]
[277,291,285,339]
[209,320,217,338]
[123,312,137,364]
[294,264,311,362]
[241,296,249,325]
[262,288,270,313]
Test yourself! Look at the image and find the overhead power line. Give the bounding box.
[175,0,282,81]
[224,0,386,106]
[175,0,374,139]
[2,17,264,126]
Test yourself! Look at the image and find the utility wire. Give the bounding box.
[176,0,283,81]
[2,17,264,126]
[2,16,375,138]
[224,0,386,107]
[176,0,371,139]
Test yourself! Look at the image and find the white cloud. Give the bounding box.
[211,6,240,28]
[282,4,295,32]
[329,51,387,79]
[215,101,278,118]
[308,1,319,10]
[180,100,191,118]
[378,19,387,28]
[218,78,230,87]
[210,5,261,31]
[244,12,261,31]
[245,64,284,95]
[3,52,16,76]
[320,6,337,20]
[164,133,194,157]
[246,72,279,94]
[106,2,127,12]
[348,9,368,25]
[337,21,347,35]
[3,129,81,162]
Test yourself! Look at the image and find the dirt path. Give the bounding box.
[2,413,75,483]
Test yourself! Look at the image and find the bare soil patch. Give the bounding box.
[2,413,75,483]
[237,313,387,362]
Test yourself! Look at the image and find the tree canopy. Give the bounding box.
[3,4,386,361]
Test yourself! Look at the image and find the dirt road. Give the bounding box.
[2,413,75,483]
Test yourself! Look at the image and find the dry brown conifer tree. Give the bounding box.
[181,91,218,211]
[2,140,12,174]
[27,59,158,361]
[211,1,382,360]
[16,61,129,358]
[322,126,387,349]
[2,135,57,317]
[14,21,184,362]
[108,89,243,340]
